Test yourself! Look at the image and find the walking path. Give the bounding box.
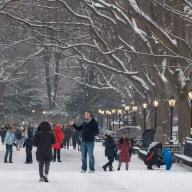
[0,142,191,192]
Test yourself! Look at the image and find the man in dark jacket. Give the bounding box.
[33,121,56,182]
[69,111,99,173]
[25,125,34,164]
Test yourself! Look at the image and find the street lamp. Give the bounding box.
[125,105,130,125]
[111,109,116,132]
[168,96,176,141]
[142,101,148,131]
[43,111,46,119]
[188,90,192,137]
[100,111,105,129]
[98,110,102,129]
[153,99,159,130]
[132,105,138,126]
[117,109,122,129]
[32,109,35,120]
[106,111,112,130]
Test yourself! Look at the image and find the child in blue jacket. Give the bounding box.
[162,147,172,170]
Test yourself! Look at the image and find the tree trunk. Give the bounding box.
[0,80,5,125]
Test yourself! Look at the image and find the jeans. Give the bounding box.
[81,141,95,171]
[39,161,50,178]
[53,149,61,161]
[26,145,33,163]
[4,144,13,162]
[64,140,70,149]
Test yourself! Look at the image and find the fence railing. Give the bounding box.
[163,144,184,154]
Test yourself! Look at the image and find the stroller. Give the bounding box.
[144,142,165,170]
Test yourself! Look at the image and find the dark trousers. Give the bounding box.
[1,136,5,144]
[26,145,33,163]
[4,144,13,162]
[53,148,61,161]
[64,140,69,149]
[72,140,76,149]
[39,161,50,178]
[104,156,114,167]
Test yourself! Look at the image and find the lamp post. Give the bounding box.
[98,110,102,128]
[168,96,176,141]
[111,109,116,132]
[117,109,122,129]
[32,109,35,120]
[142,101,148,131]
[100,111,105,129]
[153,99,159,130]
[188,90,192,137]
[106,111,110,129]
[125,105,130,125]
[43,111,46,119]
[132,105,138,126]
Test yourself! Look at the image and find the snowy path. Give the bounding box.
[0,142,191,192]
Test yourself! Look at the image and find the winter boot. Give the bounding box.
[109,165,113,171]
[102,164,108,171]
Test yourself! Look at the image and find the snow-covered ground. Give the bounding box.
[0,142,191,192]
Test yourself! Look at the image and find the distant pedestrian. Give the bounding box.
[24,125,34,164]
[116,132,130,171]
[72,130,78,149]
[102,130,116,171]
[4,125,16,163]
[0,125,7,144]
[33,121,56,182]
[69,111,99,173]
[52,124,64,162]
[15,126,23,151]
[63,124,72,149]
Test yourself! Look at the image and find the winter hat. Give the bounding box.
[54,124,61,131]
[105,130,113,136]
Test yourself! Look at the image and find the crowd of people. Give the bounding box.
[0,110,173,183]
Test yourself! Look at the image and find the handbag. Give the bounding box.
[114,149,120,161]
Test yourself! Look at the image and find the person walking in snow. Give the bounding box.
[102,130,116,171]
[116,132,131,171]
[69,111,99,173]
[52,124,64,162]
[33,121,56,182]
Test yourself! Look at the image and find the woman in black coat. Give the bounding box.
[33,121,56,182]
[102,132,116,171]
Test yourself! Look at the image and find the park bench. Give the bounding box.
[174,153,192,167]
[173,137,192,167]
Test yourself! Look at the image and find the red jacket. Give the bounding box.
[52,124,64,149]
[117,139,130,162]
